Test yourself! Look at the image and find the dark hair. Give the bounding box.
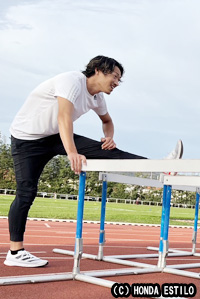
[82,55,124,78]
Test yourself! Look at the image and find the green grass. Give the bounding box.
[0,195,196,226]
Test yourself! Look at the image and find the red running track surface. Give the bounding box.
[0,218,199,299]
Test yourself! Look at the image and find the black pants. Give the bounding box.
[9,133,146,241]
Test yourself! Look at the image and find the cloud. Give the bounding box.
[0,1,33,30]
[0,20,32,30]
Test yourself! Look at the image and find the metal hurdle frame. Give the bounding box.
[54,173,197,261]
[54,172,200,273]
[99,173,200,260]
[1,159,200,288]
[157,175,200,277]
[148,177,200,259]
[101,173,200,260]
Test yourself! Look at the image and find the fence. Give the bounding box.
[0,188,196,209]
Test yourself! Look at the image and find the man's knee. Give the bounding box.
[16,180,38,204]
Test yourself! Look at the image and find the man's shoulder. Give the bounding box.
[95,92,105,101]
[54,71,84,82]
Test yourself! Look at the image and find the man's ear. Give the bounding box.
[95,68,99,75]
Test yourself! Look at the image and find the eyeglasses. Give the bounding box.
[111,71,122,84]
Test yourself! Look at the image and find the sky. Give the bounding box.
[0,0,200,159]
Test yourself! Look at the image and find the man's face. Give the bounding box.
[98,66,122,95]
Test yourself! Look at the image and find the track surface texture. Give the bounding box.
[0,218,200,298]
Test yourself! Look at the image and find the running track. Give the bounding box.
[0,218,200,299]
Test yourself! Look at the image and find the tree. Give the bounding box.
[38,156,79,194]
[0,134,16,189]
[0,133,198,204]
[84,172,102,196]
[110,183,129,199]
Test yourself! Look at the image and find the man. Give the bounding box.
[5,55,183,268]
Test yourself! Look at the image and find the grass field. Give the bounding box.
[0,195,197,226]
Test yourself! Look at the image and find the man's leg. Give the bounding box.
[5,136,54,267]
[52,133,147,159]
[73,134,147,159]
[9,137,53,245]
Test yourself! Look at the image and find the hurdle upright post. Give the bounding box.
[97,174,108,260]
[162,185,172,268]
[157,185,172,268]
[72,171,86,276]
[157,184,167,268]
[192,189,200,254]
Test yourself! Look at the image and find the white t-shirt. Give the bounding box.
[10,71,108,140]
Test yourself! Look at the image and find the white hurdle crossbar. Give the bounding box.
[82,159,200,173]
[2,159,200,288]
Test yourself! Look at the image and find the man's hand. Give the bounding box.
[101,137,116,150]
[68,152,87,174]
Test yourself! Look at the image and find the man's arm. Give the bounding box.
[57,97,86,174]
[98,112,116,150]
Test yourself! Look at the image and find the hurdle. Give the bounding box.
[54,160,200,280]
[148,180,200,258]
[100,173,200,260]
[54,172,200,270]
[150,175,200,271]
[105,174,200,270]
[1,159,200,288]
[101,173,200,260]
[54,172,197,261]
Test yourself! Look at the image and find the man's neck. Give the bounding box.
[86,76,100,96]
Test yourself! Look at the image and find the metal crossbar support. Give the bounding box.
[99,172,200,192]
[0,267,160,286]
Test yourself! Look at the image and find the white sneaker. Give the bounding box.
[164,139,183,175]
[165,139,183,160]
[4,250,48,268]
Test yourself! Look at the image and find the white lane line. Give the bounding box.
[45,223,51,228]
